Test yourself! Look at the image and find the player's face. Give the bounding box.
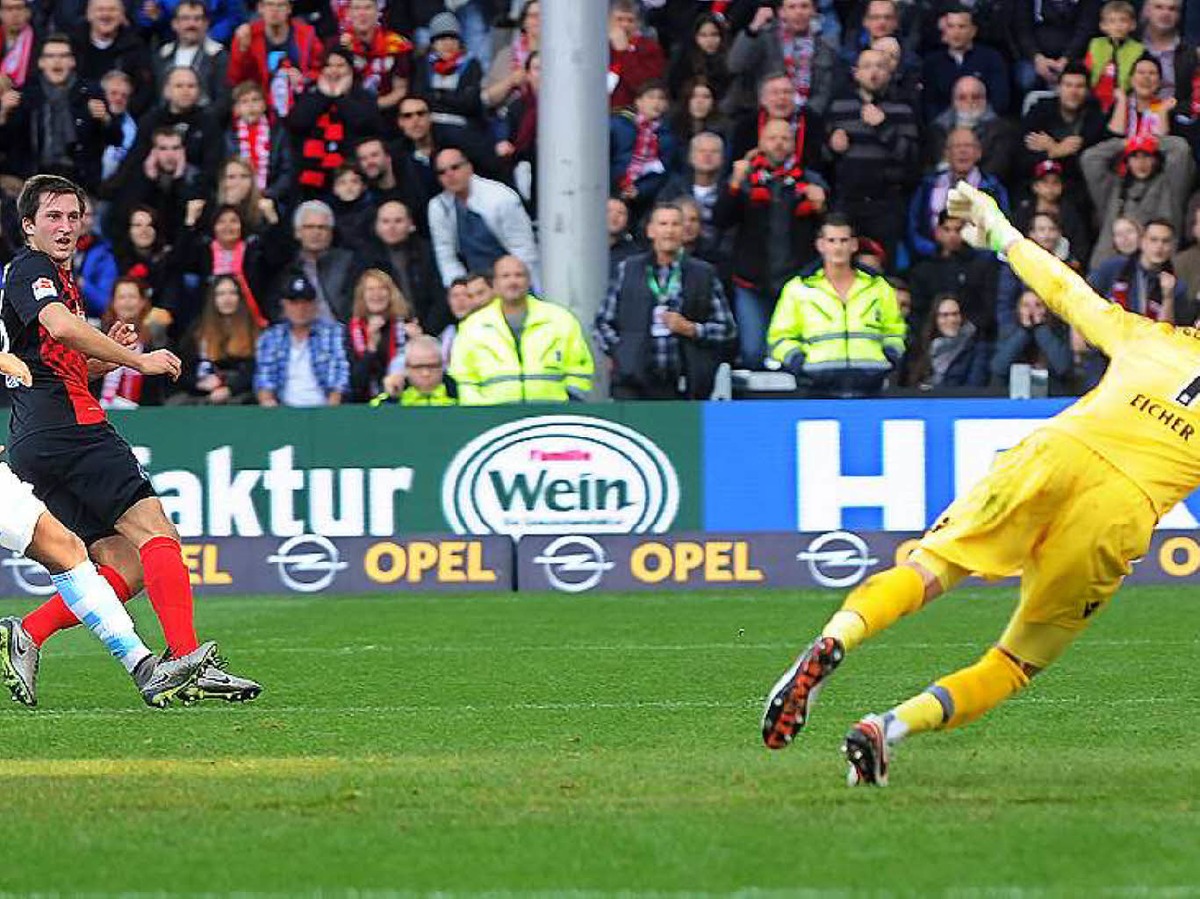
[25,192,83,264]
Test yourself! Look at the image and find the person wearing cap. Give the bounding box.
[1081,130,1194,268]
[253,271,351,407]
[228,0,323,117]
[1012,159,1092,264]
[410,11,491,169]
[449,255,592,404]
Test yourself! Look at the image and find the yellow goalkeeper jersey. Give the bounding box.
[1008,239,1200,518]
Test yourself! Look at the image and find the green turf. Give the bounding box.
[1,585,1198,898]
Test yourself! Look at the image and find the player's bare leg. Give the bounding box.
[114,499,262,703]
[762,552,965,749]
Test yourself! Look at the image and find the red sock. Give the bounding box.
[22,564,135,647]
[140,536,199,656]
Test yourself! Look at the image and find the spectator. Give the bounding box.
[98,69,139,189]
[1172,203,1200,310]
[1018,61,1106,191]
[990,289,1074,391]
[728,0,837,116]
[355,134,403,202]
[428,146,539,287]
[1108,54,1174,137]
[493,50,538,203]
[113,203,176,305]
[0,35,121,191]
[996,210,1082,336]
[596,201,735,400]
[176,202,277,330]
[870,34,920,104]
[674,196,723,268]
[1013,0,1099,92]
[339,0,410,114]
[431,275,485,367]
[767,213,906,398]
[116,125,204,245]
[355,198,446,333]
[1141,0,1195,108]
[669,76,729,141]
[824,46,919,263]
[1110,214,1144,255]
[127,66,222,190]
[1081,132,1194,268]
[254,271,350,406]
[173,274,261,405]
[607,195,640,276]
[1084,0,1143,112]
[482,0,539,110]
[327,163,375,251]
[607,0,665,112]
[908,126,1008,261]
[72,0,155,115]
[346,267,421,401]
[224,81,295,204]
[660,130,726,249]
[728,71,824,168]
[925,75,1018,182]
[907,210,998,342]
[921,5,1010,120]
[369,333,456,405]
[95,276,170,407]
[716,117,827,367]
[840,0,918,69]
[152,0,230,107]
[75,195,119,318]
[449,254,592,404]
[228,0,323,118]
[1011,159,1091,264]
[205,156,281,237]
[1090,218,1188,322]
[288,46,383,196]
[906,293,990,389]
[666,12,731,105]
[391,93,439,236]
[411,12,491,170]
[273,198,354,320]
[0,0,34,90]
[610,79,680,218]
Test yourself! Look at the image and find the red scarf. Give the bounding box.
[622,112,661,191]
[236,117,271,190]
[299,106,345,191]
[1087,40,1120,113]
[744,151,817,216]
[432,49,464,76]
[348,27,412,92]
[100,344,144,406]
[209,239,268,327]
[349,315,403,362]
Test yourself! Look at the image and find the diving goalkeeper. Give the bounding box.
[761,182,1200,787]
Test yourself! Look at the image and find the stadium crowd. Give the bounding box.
[1,0,1199,403]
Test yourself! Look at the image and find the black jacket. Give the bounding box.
[352,234,448,335]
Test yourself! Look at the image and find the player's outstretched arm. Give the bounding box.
[947,182,1139,358]
[37,304,181,379]
[0,352,32,386]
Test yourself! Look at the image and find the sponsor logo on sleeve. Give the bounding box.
[31,277,57,300]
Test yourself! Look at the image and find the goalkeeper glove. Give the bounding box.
[946,181,1022,255]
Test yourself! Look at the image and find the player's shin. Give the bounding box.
[139,536,199,657]
[929,647,1030,731]
[820,565,927,651]
[49,561,151,674]
[22,564,134,646]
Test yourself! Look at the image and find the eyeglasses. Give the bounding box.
[399,108,430,119]
[436,161,467,175]
[407,362,443,371]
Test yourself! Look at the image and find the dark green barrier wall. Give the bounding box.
[108,406,702,538]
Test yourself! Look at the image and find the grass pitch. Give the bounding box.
[1,585,1198,897]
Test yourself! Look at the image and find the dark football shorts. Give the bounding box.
[7,422,158,545]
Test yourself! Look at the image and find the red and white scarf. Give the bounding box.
[349,315,405,362]
[779,26,814,108]
[622,113,661,191]
[235,117,271,190]
[1,24,33,88]
[100,340,145,407]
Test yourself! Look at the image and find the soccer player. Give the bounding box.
[0,174,262,705]
[761,181,1200,786]
[0,353,216,707]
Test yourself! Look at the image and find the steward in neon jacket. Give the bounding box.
[767,215,906,398]
[449,255,594,404]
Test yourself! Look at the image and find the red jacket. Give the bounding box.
[227,18,324,92]
[609,36,665,110]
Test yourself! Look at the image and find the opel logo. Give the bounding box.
[796,531,878,588]
[266,534,348,593]
[531,535,614,593]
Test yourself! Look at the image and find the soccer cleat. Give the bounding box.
[0,616,39,707]
[133,641,218,708]
[761,635,844,749]
[179,655,263,704]
[843,714,890,787]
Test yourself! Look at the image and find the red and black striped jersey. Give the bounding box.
[1,248,105,439]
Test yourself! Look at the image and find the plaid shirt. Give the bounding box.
[597,256,736,376]
[253,320,352,398]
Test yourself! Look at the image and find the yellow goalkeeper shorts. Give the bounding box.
[916,429,1158,668]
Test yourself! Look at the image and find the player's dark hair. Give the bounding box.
[17,174,87,235]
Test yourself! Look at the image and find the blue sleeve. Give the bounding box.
[907,184,937,260]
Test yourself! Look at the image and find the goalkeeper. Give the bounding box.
[761,182,1200,786]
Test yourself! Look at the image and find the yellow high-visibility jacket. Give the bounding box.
[449,295,594,404]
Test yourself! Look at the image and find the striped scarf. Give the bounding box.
[744,151,818,216]
[235,117,270,190]
[779,26,814,107]
[1,24,33,88]
[622,113,661,191]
